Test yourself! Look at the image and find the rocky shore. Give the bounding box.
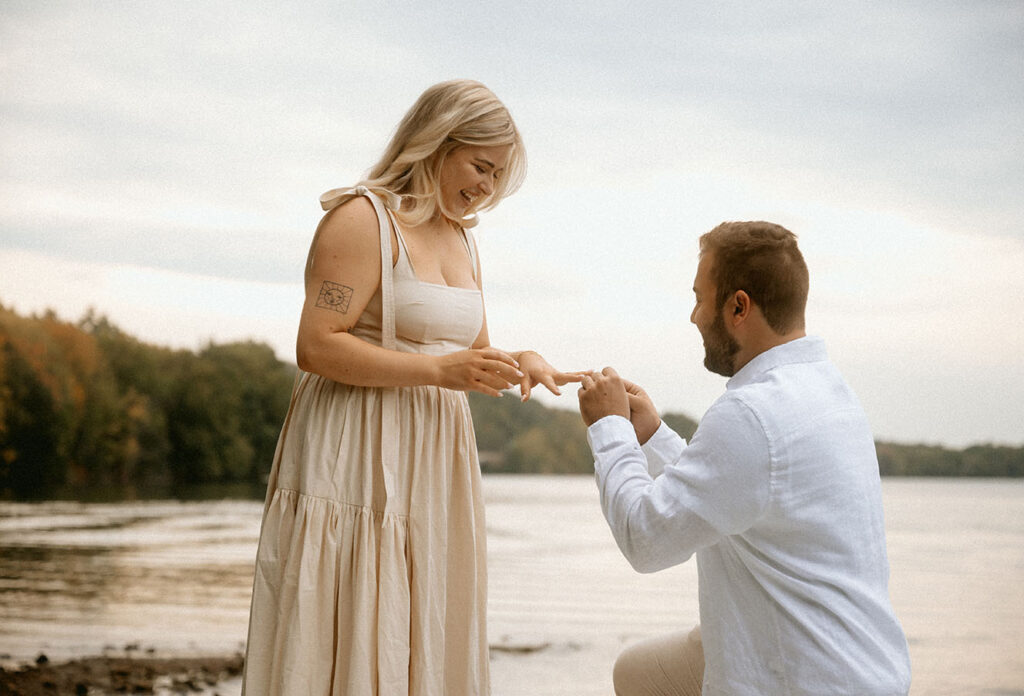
[0,653,244,696]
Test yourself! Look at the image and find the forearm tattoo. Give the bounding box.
[315,280,354,314]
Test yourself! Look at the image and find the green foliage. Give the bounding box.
[0,304,295,499]
[468,392,594,473]
[467,392,697,475]
[469,394,1023,479]
[167,341,294,485]
[0,301,1021,500]
[661,412,698,441]
[0,333,63,495]
[876,441,1024,477]
[0,307,99,496]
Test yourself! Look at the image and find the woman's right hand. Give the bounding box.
[435,349,524,397]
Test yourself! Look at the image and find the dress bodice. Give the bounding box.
[349,215,484,356]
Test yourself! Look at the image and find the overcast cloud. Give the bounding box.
[1,1,1022,447]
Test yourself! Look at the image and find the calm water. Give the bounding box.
[0,477,1021,695]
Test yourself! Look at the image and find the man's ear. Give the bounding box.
[730,290,752,325]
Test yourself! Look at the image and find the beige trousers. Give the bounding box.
[613,625,705,696]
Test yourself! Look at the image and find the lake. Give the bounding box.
[1,476,1021,695]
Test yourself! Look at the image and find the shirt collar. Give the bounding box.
[726,335,827,390]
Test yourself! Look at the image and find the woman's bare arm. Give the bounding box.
[295,198,522,396]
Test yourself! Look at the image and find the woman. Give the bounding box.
[242,79,581,695]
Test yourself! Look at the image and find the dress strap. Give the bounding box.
[323,186,402,513]
[331,189,411,672]
[461,228,480,282]
[318,186,398,349]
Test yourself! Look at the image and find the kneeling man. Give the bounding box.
[578,221,911,695]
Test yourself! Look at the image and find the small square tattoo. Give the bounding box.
[316,281,354,314]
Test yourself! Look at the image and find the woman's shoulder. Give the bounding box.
[319,194,378,235]
[314,193,389,255]
[307,195,385,275]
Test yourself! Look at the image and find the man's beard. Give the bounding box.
[703,310,741,377]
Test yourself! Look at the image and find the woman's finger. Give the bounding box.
[540,374,561,396]
[519,374,532,402]
[483,359,523,382]
[479,371,514,392]
[553,371,587,386]
[482,348,520,367]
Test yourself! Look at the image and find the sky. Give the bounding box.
[1,1,1022,448]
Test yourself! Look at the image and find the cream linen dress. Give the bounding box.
[242,187,490,695]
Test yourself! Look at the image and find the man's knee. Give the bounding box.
[611,627,704,696]
[613,641,650,696]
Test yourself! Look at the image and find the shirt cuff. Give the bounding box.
[586,414,637,454]
[640,421,686,478]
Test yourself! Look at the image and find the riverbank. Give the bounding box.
[2,479,1022,695]
[0,651,243,696]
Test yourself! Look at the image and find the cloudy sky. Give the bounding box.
[2,1,1022,447]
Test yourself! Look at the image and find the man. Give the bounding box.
[578,222,911,695]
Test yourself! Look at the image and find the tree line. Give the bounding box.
[0,304,1020,500]
[0,304,294,499]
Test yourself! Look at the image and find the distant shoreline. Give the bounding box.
[3,304,1020,502]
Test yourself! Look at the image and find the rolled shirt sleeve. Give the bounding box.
[588,395,772,574]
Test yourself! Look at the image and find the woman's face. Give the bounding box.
[437,144,512,219]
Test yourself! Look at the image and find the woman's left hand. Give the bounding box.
[516,351,588,401]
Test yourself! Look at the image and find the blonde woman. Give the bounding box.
[242,80,581,695]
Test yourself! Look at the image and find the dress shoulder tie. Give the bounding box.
[319,185,403,212]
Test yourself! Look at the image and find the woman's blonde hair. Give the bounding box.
[358,79,526,227]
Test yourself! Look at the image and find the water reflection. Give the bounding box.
[1,544,112,609]
[0,500,260,661]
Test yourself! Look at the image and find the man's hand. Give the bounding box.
[578,367,630,426]
[623,379,661,445]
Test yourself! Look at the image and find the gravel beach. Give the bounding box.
[0,653,244,696]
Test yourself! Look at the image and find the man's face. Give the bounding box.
[690,252,741,377]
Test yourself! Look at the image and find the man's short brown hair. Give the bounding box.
[699,221,809,334]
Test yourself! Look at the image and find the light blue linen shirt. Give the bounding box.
[588,336,911,695]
